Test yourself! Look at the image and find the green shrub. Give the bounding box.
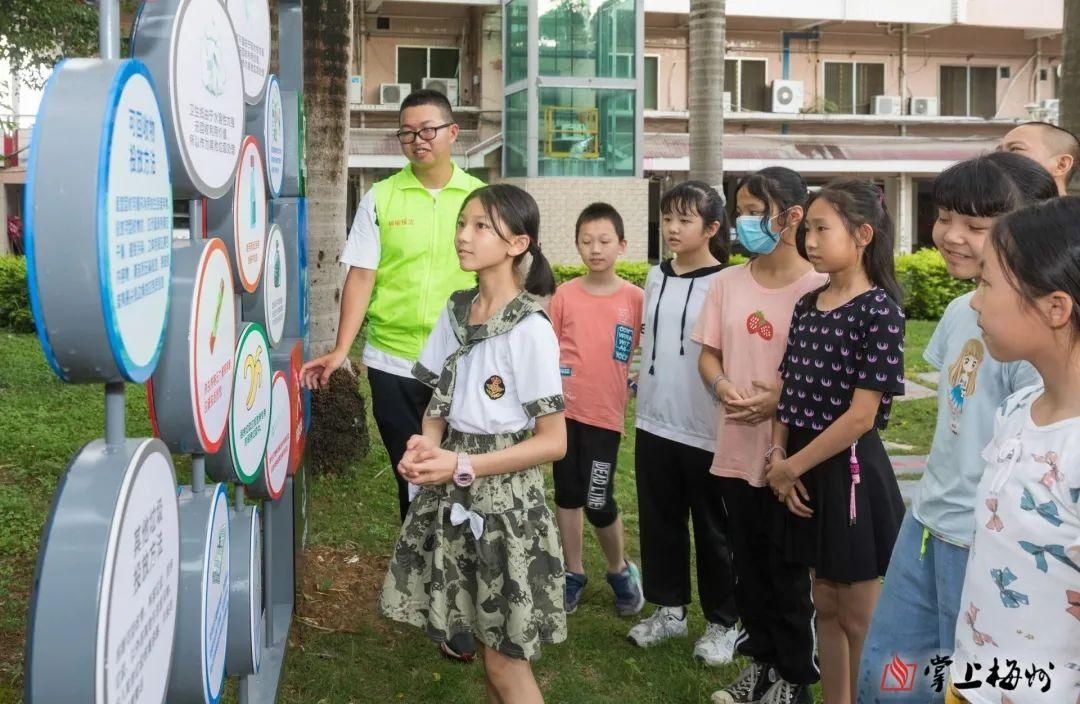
[896,248,974,320]
[553,261,650,288]
[0,255,34,333]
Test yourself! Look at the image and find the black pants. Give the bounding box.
[368,367,433,523]
[553,419,622,528]
[634,429,737,627]
[716,477,819,685]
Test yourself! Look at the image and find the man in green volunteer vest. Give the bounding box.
[302,90,484,524]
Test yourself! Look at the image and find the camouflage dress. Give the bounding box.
[378,289,567,661]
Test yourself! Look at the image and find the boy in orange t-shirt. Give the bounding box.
[549,203,645,616]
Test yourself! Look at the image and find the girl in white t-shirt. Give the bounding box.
[379,184,567,704]
[948,197,1080,704]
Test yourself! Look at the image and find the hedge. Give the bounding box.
[0,255,34,333]
[554,249,969,320]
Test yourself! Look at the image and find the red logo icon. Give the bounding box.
[880,653,917,692]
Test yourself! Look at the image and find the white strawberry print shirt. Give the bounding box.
[778,288,906,431]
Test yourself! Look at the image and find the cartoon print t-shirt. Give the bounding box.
[778,287,906,432]
[950,384,1080,704]
[914,292,1041,547]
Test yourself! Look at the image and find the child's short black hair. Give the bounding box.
[575,202,625,242]
[932,151,1057,218]
[1015,121,1080,182]
[399,89,454,123]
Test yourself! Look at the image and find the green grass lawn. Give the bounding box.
[0,322,943,703]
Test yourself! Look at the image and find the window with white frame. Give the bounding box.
[823,61,885,114]
[397,47,460,91]
[939,66,997,118]
[724,58,767,112]
[644,55,659,110]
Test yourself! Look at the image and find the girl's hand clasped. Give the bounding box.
[398,434,456,485]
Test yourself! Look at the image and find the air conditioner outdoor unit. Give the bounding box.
[872,95,902,116]
[909,97,939,117]
[722,91,732,112]
[379,82,412,107]
[771,80,804,114]
[1042,98,1061,111]
[422,77,459,105]
[348,75,364,107]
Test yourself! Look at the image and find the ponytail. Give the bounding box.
[524,242,556,297]
[708,230,729,265]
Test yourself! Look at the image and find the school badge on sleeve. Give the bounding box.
[484,375,506,400]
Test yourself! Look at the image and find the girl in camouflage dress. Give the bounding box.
[379,184,567,703]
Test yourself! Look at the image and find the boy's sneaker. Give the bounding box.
[626,605,688,647]
[605,560,646,616]
[760,678,812,704]
[711,661,772,704]
[694,622,738,665]
[564,571,588,614]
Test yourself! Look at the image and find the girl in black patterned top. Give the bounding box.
[765,180,906,704]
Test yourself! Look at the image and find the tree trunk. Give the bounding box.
[303,0,353,355]
[1063,0,1080,194]
[688,0,725,190]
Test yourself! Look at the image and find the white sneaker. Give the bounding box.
[693,622,738,665]
[626,606,688,647]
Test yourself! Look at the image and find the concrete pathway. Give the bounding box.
[889,454,927,505]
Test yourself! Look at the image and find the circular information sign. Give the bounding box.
[207,323,271,485]
[209,136,266,293]
[132,0,245,198]
[241,223,286,348]
[25,59,172,384]
[250,371,290,500]
[170,483,230,704]
[264,76,284,197]
[227,0,271,104]
[26,438,180,704]
[226,504,262,676]
[271,338,306,475]
[149,238,237,454]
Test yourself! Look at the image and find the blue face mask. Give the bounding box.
[735,214,781,255]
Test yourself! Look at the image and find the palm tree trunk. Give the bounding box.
[688,0,725,190]
[303,0,353,354]
[1062,0,1080,194]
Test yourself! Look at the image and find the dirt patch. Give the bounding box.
[294,544,391,638]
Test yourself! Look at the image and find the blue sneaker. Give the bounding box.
[565,571,588,613]
[606,560,646,616]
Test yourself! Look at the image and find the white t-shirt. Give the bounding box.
[416,308,565,435]
[950,384,1080,704]
[636,260,724,452]
[339,186,444,378]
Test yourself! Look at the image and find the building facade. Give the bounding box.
[348,0,1063,263]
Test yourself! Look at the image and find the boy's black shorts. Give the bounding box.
[553,418,622,528]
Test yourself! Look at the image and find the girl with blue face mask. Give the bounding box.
[701,167,828,704]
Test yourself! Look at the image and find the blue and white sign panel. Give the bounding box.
[25,59,172,383]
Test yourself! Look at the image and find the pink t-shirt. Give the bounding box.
[692,264,828,485]
[549,278,644,434]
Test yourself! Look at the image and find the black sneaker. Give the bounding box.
[710,661,771,704]
[438,632,476,663]
[760,678,812,704]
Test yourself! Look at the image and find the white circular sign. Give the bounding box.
[264,76,284,198]
[201,484,230,704]
[227,0,271,104]
[171,0,245,198]
[264,371,290,500]
[192,240,237,452]
[233,136,267,293]
[104,67,174,377]
[230,324,272,483]
[96,442,180,704]
[264,224,287,346]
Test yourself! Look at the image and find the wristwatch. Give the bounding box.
[453,453,475,488]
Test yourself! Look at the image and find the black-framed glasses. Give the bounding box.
[396,122,454,144]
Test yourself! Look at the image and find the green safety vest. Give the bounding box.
[366,164,485,361]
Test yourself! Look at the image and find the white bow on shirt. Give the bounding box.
[450,503,485,540]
